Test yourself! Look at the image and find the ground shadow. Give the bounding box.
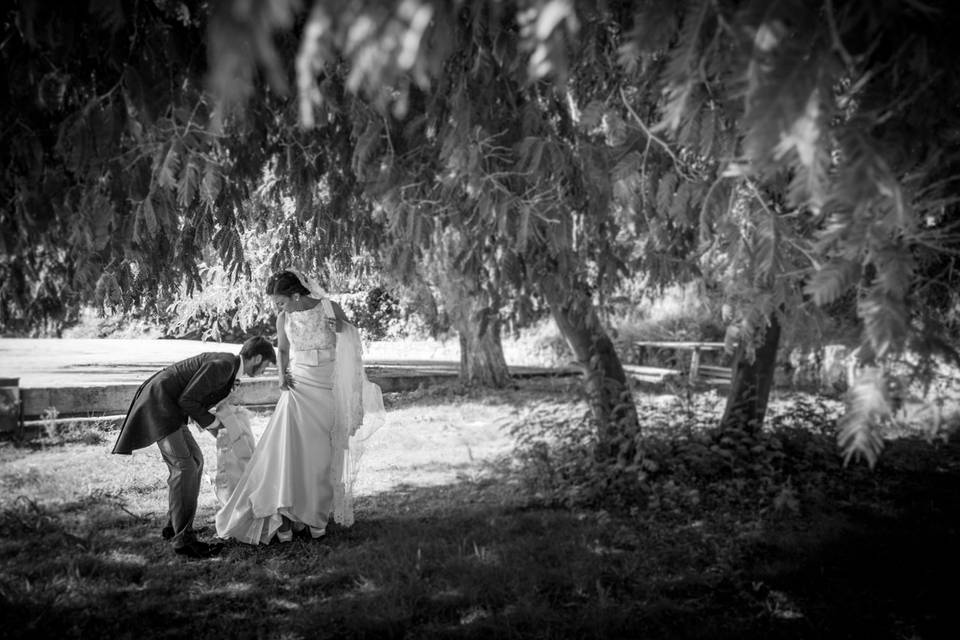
[736,438,960,639]
[2,437,959,639]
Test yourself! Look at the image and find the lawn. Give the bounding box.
[1,377,958,639]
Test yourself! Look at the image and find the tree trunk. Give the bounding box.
[429,231,511,388]
[719,312,781,435]
[541,275,640,464]
[408,274,443,337]
[456,308,510,387]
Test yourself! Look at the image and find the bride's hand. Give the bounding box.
[280,369,296,390]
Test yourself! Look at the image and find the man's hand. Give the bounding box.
[204,417,222,437]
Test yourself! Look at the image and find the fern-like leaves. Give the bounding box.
[178,156,200,207]
[859,288,909,359]
[654,0,709,134]
[837,367,896,468]
[804,258,861,306]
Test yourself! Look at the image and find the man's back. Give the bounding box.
[112,352,238,454]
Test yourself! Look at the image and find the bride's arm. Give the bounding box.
[276,313,294,389]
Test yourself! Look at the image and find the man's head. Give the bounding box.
[239,336,276,377]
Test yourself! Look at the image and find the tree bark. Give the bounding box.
[429,231,511,388]
[407,274,443,337]
[719,312,781,435]
[541,274,640,464]
[455,306,510,387]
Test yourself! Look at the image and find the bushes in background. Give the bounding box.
[337,286,403,341]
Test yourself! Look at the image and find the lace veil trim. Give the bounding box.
[322,298,386,526]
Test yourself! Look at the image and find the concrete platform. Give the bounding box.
[0,338,579,423]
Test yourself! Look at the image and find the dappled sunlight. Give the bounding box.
[355,575,379,595]
[466,542,501,567]
[184,573,259,599]
[258,557,286,582]
[267,597,301,611]
[459,605,491,625]
[3,455,959,638]
[351,400,522,495]
[431,586,464,600]
[105,550,147,567]
[1,379,586,519]
[201,581,255,596]
[3,378,960,638]
[0,445,169,510]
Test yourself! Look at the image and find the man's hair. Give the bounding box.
[239,336,277,364]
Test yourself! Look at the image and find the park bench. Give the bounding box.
[628,341,732,384]
[620,364,685,384]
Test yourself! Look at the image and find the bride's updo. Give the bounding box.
[266,271,311,297]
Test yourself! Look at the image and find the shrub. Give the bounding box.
[338,286,402,341]
[359,286,400,340]
[510,390,848,516]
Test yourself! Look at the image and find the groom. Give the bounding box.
[112,336,276,558]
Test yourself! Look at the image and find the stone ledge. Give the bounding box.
[16,375,458,421]
[9,365,578,424]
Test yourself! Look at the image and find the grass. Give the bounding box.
[1,377,959,639]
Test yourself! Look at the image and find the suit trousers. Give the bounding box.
[157,425,204,548]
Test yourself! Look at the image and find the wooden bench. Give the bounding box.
[697,364,733,384]
[621,364,683,384]
[629,341,731,384]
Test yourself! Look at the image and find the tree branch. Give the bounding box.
[824,0,856,71]
[619,87,693,181]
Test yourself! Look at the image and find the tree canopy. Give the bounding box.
[0,0,379,333]
[210,0,960,460]
[4,0,960,462]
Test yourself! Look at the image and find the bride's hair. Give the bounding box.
[266,271,310,297]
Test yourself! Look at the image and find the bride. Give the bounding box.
[215,270,384,544]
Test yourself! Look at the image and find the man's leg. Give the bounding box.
[157,426,204,550]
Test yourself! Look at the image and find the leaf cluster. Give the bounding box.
[1,1,389,334]
[510,386,849,515]
[1,1,236,332]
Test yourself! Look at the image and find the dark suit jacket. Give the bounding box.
[111,352,241,454]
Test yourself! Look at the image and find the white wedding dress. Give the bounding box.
[215,299,383,544]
